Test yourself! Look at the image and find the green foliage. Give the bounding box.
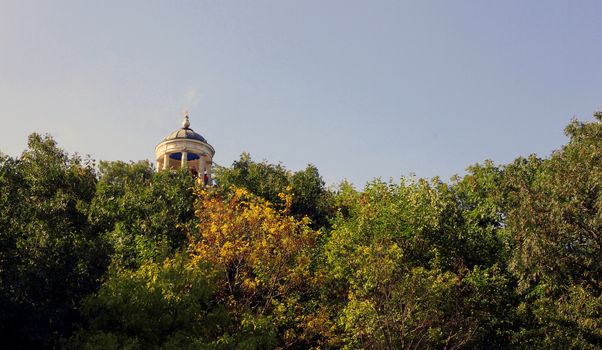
[325,177,517,348]
[502,112,602,349]
[328,175,508,274]
[214,153,334,229]
[505,115,602,291]
[64,254,227,350]
[89,161,196,267]
[0,134,108,349]
[451,161,507,266]
[214,152,289,204]
[2,113,601,349]
[512,284,602,349]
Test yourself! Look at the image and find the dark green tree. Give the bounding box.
[64,254,227,350]
[89,161,196,267]
[214,153,334,229]
[503,113,602,348]
[0,134,109,349]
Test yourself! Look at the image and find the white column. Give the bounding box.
[207,161,212,185]
[198,157,206,179]
[181,151,188,168]
[163,154,169,170]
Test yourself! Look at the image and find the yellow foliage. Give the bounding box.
[189,186,318,312]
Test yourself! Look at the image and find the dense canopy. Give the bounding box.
[0,113,601,349]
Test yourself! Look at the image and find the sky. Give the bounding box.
[1,1,601,187]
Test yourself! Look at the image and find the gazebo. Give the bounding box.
[155,113,215,185]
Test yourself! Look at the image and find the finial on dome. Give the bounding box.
[182,111,190,128]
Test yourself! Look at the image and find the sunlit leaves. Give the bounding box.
[214,153,334,229]
[64,254,225,350]
[505,114,601,291]
[326,177,516,348]
[3,113,602,349]
[189,186,321,347]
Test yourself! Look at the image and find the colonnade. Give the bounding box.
[159,151,212,185]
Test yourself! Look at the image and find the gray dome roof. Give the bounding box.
[163,127,207,142]
[162,114,208,143]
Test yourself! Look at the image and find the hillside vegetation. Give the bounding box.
[0,114,600,349]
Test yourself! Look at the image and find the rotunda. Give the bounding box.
[155,113,215,185]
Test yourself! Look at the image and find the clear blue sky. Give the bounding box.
[1,1,601,186]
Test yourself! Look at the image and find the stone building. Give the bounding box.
[155,113,215,185]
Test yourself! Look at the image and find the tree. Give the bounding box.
[290,164,334,229]
[89,161,196,267]
[325,178,516,349]
[214,153,289,206]
[188,186,327,348]
[0,134,108,349]
[214,153,334,229]
[503,113,602,348]
[64,254,226,350]
[505,114,602,291]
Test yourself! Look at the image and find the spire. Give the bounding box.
[182,111,190,129]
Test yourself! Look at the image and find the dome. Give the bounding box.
[162,114,208,143]
[163,128,207,142]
